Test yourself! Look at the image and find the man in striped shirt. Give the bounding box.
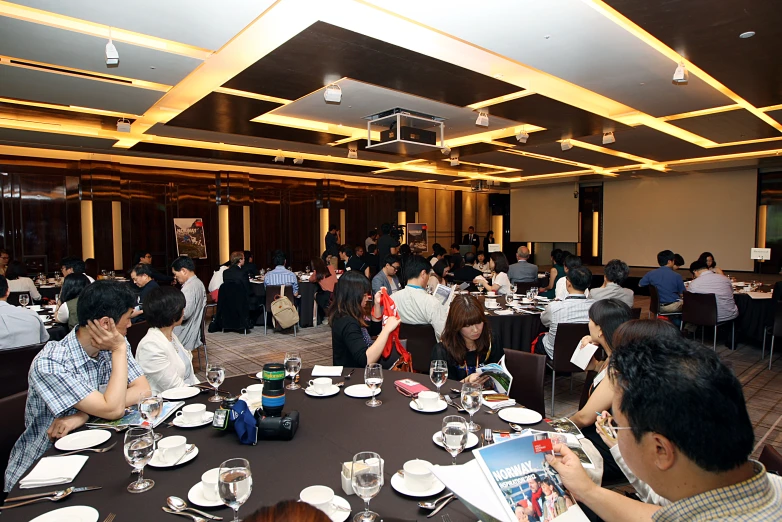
[687,259,738,323]
[264,250,299,297]
[540,266,593,359]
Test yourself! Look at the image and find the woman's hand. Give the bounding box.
[579,335,593,349]
[594,411,618,449]
[382,316,401,333]
[462,373,491,385]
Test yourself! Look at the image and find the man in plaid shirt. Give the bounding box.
[4,281,151,492]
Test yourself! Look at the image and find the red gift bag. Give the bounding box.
[378,288,412,372]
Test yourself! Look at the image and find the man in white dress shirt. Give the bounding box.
[0,275,49,350]
[541,267,593,359]
[390,255,449,340]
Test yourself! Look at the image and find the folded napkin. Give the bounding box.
[493,309,514,315]
[38,285,56,289]
[19,455,88,489]
[748,292,773,299]
[312,365,344,377]
[482,397,516,410]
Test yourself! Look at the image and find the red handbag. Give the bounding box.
[378,288,411,372]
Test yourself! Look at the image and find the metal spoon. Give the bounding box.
[509,423,524,432]
[344,369,355,380]
[171,444,197,466]
[167,496,223,520]
[417,492,454,510]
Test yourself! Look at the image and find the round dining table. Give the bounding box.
[5,370,551,521]
[474,294,545,353]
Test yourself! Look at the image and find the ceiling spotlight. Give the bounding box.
[105,39,119,67]
[347,144,358,160]
[515,128,529,144]
[293,155,303,165]
[116,118,131,133]
[441,145,451,155]
[602,132,615,145]
[273,150,285,163]
[324,83,342,104]
[739,31,755,39]
[475,111,489,127]
[449,152,460,167]
[672,62,688,84]
[561,139,573,151]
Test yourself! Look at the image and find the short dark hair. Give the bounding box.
[144,286,186,328]
[404,255,430,282]
[77,280,137,326]
[132,250,150,265]
[689,259,709,274]
[380,223,391,234]
[339,245,354,257]
[657,250,675,266]
[464,252,476,264]
[272,250,286,267]
[468,226,475,231]
[566,266,592,291]
[329,224,337,232]
[367,244,377,254]
[451,242,460,250]
[610,335,754,473]
[60,273,91,302]
[673,254,685,267]
[563,254,582,271]
[490,252,510,274]
[5,260,27,280]
[551,248,565,265]
[131,263,153,278]
[588,299,632,349]
[603,259,629,285]
[434,246,447,257]
[61,256,86,274]
[384,255,399,268]
[369,229,378,237]
[0,275,7,297]
[398,244,411,257]
[432,259,448,278]
[171,255,195,272]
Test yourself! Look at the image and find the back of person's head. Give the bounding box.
[566,266,592,291]
[171,255,195,272]
[368,229,377,238]
[60,273,91,302]
[441,294,491,361]
[603,259,629,285]
[384,255,399,269]
[588,299,632,349]
[61,256,86,274]
[610,335,754,473]
[327,270,370,324]
[398,244,411,257]
[464,252,476,265]
[612,318,681,349]
[230,251,244,265]
[339,245,354,257]
[551,248,564,265]
[689,259,709,274]
[563,254,582,271]
[5,260,27,280]
[367,244,377,254]
[272,250,286,267]
[432,259,448,279]
[144,286,186,328]
[132,263,153,278]
[516,246,530,260]
[329,224,337,232]
[490,252,510,274]
[243,251,253,262]
[132,250,149,265]
[657,249,675,266]
[431,243,442,252]
[698,251,717,267]
[0,275,7,297]
[77,280,136,326]
[673,253,685,267]
[380,222,391,235]
[451,242,460,250]
[404,255,430,282]
[244,500,330,522]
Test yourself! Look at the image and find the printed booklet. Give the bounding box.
[475,356,512,395]
[88,401,184,428]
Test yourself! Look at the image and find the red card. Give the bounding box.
[532,438,553,453]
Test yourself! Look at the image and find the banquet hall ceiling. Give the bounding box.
[0,0,780,188]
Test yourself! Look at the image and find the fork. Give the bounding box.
[484,429,494,445]
[442,395,466,413]
[103,514,116,522]
[57,441,117,457]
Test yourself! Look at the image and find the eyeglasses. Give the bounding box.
[391,265,401,271]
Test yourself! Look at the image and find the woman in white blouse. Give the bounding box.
[135,286,198,395]
[475,252,512,295]
[6,260,41,301]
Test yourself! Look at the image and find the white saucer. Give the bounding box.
[409,399,448,413]
[173,412,214,428]
[55,429,111,451]
[432,430,480,450]
[498,407,543,425]
[148,445,199,467]
[328,495,351,522]
[390,472,445,497]
[255,372,264,380]
[305,385,341,397]
[344,384,380,398]
[484,305,501,310]
[188,481,223,507]
[161,386,200,400]
[30,506,99,522]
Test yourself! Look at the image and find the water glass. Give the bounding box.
[219,458,252,522]
[18,294,29,308]
[206,365,225,403]
[429,360,448,399]
[138,392,163,441]
[461,382,482,432]
[365,363,383,407]
[124,427,155,493]
[352,451,383,522]
[441,416,469,465]
[284,352,302,390]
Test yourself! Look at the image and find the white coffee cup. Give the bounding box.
[307,377,332,395]
[486,298,497,307]
[176,404,206,425]
[241,383,263,402]
[157,435,187,464]
[300,485,335,515]
[417,390,440,410]
[486,291,497,297]
[403,459,434,492]
[201,468,220,501]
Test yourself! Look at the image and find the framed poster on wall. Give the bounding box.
[174,218,207,258]
[407,223,428,254]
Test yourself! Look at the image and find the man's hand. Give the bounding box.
[545,443,599,501]
[47,412,88,441]
[85,319,126,352]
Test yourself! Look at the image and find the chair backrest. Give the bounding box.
[201,303,217,345]
[773,302,782,338]
[590,275,604,290]
[7,291,32,307]
[515,282,536,295]
[759,444,782,475]
[648,285,661,316]
[772,281,782,309]
[265,285,295,310]
[504,350,546,416]
[551,323,590,373]
[125,321,150,358]
[398,323,437,374]
[0,390,28,492]
[630,307,642,319]
[216,281,251,330]
[682,291,717,327]
[0,342,47,398]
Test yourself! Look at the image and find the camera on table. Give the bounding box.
[253,410,299,441]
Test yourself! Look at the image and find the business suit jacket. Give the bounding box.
[589,282,635,309]
[462,233,480,249]
[223,264,257,308]
[507,260,539,283]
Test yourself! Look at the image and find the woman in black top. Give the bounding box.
[329,271,400,368]
[430,294,504,383]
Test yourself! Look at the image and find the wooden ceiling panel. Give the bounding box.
[670,109,781,143]
[461,150,585,176]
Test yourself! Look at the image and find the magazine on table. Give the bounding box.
[87,401,184,428]
[476,355,512,395]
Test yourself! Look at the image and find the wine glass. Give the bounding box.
[284,352,302,390]
[219,458,252,522]
[124,427,155,493]
[441,416,469,465]
[461,382,482,432]
[351,451,383,522]
[206,365,225,403]
[18,294,29,308]
[429,360,447,399]
[364,363,383,408]
[138,392,163,441]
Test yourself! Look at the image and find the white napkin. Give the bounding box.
[19,455,88,488]
[748,292,773,299]
[481,397,516,410]
[311,365,344,377]
[492,309,514,316]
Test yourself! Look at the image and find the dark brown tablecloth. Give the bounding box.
[734,292,775,343]
[5,370,549,521]
[475,295,545,352]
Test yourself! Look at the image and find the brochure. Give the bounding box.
[88,401,184,428]
[476,356,512,395]
[569,342,599,371]
[548,417,584,439]
[493,429,594,469]
[434,283,453,306]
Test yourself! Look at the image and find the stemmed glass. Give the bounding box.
[351,451,383,522]
[138,392,163,441]
[284,352,302,390]
[364,363,383,408]
[18,294,29,308]
[206,365,225,403]
[461,382,482,432]
[219,458,252,522]
[124,427,155,493]
[429,360,447,400]
[441,416,469,465]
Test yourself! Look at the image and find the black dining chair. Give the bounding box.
[681,291,734,351]
[545,322,591,416]
[125,320,150,358]
[759,444,782,475]
[0,342,47,399]
[648,285,682,320]
[762,301,782,370]
[630,307,642,319]
[215,281,252,334]
[398,323,438,374]
[0,390,28,493]
[504,349,546,417]
[515,281,537,295]
[194,303,216,371]
[7,291,32,307]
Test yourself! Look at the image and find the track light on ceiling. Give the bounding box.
[449,152,460,166]
[441,145,451,155]
[672,62,688,84]
[515,127,529,144]
[293,154,303,165]
[273,150,284,163]
[475,111,489,127]
[561,139,573,151]
[602,132,615,145]
[347,144,358,160]
[105,38,119,67]
[324,84,342,104]
[116,118,131,133]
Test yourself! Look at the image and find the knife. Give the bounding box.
[6,486,102,503]
[426,495,456,518]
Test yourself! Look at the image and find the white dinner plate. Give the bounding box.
[148,445,199,467]
[188,480,223,507]
[160,386,200,400]
[409,399,447,413]
[498,407,543,425]
[30,506,100,522]
[344,384,380,398]
[55,429,111,451]
[432,430,480,450]
[390,472,445,498]
[173,412,214,428]
[305,385,341,398]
